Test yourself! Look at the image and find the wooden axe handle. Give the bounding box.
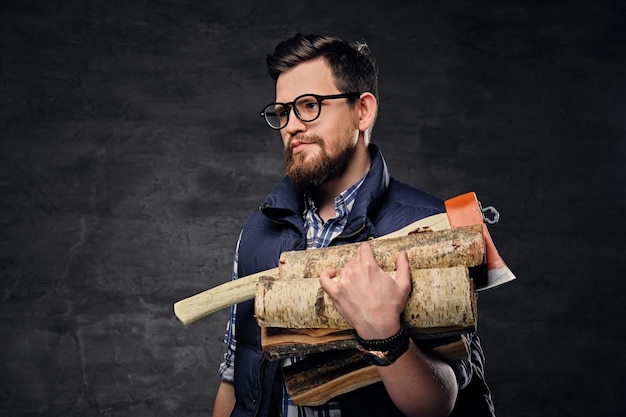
[174,269,276,325]
[173,213,451,325]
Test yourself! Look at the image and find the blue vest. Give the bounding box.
[231,145,494,417]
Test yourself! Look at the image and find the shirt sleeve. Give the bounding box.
[447,332,485,390]
[448,333,497,415]
[217,231,243,383]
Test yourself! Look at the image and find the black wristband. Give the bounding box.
[355,322,409,351]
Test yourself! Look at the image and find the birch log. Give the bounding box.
[255,266,477,331]
[278,224,484,280]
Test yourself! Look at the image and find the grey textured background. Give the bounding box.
[1,1,625,416]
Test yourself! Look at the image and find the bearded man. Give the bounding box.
[212,33,496,417]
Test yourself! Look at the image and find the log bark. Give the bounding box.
[283,350,380,406]
[278,224,484,280]
[255,266,477,331]
[262,327,356,360]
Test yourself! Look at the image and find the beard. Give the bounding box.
[284,130,358,190]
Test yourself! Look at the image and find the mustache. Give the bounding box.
[287,134,324,149]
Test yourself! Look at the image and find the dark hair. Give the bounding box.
[266,33,379,101]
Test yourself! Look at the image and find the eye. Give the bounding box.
[270,104,288,119]
[303,100,318,111]
[296,96,319,118]
[305,101,318,110]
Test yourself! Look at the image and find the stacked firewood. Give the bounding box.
[256,225,485,405]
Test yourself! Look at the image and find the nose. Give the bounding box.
[283,106,307,136]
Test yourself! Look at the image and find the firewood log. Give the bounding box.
[255,266,477,331]
[281,335,470,406]
[278,224,485,280]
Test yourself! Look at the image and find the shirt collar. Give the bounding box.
[304,175,366,222]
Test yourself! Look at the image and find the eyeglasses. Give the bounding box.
[260,92,361,130]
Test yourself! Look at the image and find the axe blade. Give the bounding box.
[445,192,516,291]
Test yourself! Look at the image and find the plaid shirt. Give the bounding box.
[219,177,365,417]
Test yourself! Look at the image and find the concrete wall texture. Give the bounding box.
[1,1,625,416]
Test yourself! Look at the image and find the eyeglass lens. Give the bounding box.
[264,95,321,129]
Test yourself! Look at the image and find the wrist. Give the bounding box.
[355,322,410,366]
[354,325,401,341]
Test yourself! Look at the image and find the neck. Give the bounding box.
[312,144,371,222]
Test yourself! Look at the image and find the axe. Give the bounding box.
[173,192,515,325]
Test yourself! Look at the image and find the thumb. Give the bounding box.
[319,268,338,294]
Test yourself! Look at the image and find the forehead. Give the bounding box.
[275,57,339,102]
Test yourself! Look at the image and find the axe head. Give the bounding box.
[445,192,516,291]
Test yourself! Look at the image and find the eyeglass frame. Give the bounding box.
[260,92,361,130]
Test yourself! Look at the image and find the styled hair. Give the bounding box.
[266,33,379,101]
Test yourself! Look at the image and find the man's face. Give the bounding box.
[275,58,360,189]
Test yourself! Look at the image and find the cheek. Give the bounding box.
[340,124,360,147]
[350,128,359,144]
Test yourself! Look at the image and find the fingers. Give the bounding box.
[357,240,373,259]
[354,241,378,272]
[396,250,409,272]
[395,250,412,293]
[321,244,411,294]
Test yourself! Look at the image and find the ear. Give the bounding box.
[357,92,378,132]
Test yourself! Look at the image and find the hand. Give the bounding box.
[319,242,412,340]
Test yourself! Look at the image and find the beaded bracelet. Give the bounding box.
[355,322,409,351]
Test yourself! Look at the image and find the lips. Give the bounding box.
[289,137,320,155]
[291,139,310,154]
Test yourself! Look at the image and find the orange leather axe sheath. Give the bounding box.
[444,192,515,291]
